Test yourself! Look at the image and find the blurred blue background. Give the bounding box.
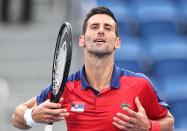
[0,0,186,130]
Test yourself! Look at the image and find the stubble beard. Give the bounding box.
[87,47,113,58]
[84,36,114,58]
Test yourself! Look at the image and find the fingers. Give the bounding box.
[46,111,69,119]
[42,100,69,115]
[113,97,150,130]
[135,97,145,113]
[121,97,146,118]
[43,101,61,109]
[45,108,69,116]
[122,106,139,118]
[35,109,69,124]
[32,99,69,124]
[116,113,136,124]
[44,114,67,123]
[113,116,133,130]
[44,98,65,108]
[59,97,64,103]
[42,99,68,116]
[41,109,69,124]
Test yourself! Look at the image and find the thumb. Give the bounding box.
[46,99,50,102]
[135,97,145,113]
[59,97,64,107]
[59,97,64,103]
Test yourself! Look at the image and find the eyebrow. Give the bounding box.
[104,23,113,28]
[89,23,99,26]
[89,23,113,27]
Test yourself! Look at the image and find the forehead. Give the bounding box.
[87,14,116,26]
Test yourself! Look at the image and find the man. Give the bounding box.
[12,7,174,131]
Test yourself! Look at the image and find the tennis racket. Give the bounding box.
[44,22,73,131]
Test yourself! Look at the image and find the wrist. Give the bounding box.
[24,108,37,127]
[149,120,160,131]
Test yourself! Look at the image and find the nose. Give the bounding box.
[97,26,104,36]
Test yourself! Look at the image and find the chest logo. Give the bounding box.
[121,102,130,109]
[71,101,85,112]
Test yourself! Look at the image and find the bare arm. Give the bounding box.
[12,97,69,130]
[12,97,37,129]
[159,111,174,131]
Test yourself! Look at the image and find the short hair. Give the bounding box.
[82,6,118,36]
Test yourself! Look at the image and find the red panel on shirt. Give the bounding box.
[60,76,167,131]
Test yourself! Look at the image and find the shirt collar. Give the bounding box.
[80,65,121,90]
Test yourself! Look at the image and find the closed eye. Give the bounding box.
[105,26,112,31]
[90,24,99,30]
[104,24,112,31]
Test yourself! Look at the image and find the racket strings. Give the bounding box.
[53,38,67,95]
[51,23,72,101]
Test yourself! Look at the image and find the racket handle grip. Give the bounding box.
[44,124,53,131]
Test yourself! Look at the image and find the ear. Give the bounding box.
[79,35,85,47]
[115,37,121,49]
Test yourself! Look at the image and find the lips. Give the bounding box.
[93,38,106,43]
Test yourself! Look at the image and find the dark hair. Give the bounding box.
[82,6,118,36]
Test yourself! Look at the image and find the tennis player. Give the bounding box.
[12,7,174,131]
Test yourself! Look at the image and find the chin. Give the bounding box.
[89,50,112,58]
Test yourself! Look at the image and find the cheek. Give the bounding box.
[108,37,116,44]
[84,35,92,43]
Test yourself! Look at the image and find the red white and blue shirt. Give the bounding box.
[37,65,169,131]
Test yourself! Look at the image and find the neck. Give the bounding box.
[84,53,114,92]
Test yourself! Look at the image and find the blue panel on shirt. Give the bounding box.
[36,84,51,105]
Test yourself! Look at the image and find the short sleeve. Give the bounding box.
[36,84,51,105]
[139,80,168,120]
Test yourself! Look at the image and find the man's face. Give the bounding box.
[79,14,120,57]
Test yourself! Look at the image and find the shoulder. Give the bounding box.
[118,67,152,86]
[119,67,158,100]
[36,70,81,105]
[36,84,51,105]
[67,70,81,82]
[116,67,157,95]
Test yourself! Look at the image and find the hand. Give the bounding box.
[32,98,69,124]
[113,97,151,131]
